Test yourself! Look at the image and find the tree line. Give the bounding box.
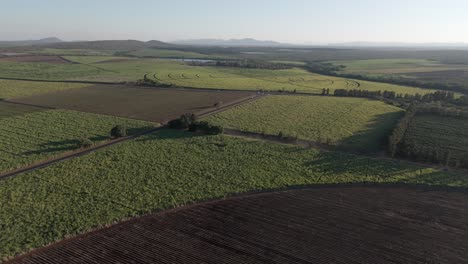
[332,88,468,106]
[304,62,468,94]
[187,59,293,70]
[388,104,468,168]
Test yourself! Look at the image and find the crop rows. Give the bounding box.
[10,186,468,264]
[205,95,404,153]
[0,109,154,173]
[402,114,468,163]
[0,129,465,259]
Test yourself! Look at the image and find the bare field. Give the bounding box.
[10,85,255,122]
[8,185,468,264]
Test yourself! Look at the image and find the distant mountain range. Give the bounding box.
[2,37,468,50]
[42,39,172,50]
[0,38,173,50]
[328,41,468,48]
[171,38,290,47]
[0,37,64,47]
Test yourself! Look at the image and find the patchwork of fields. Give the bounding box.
[1,130,465,259]
[0,102,154,173]
[10,85,255,122]
[205,95,404,152]
[330,58,468,91]
[0,51,467,263]
[0,56,437,95]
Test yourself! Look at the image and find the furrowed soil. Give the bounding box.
[10,85,255,122]
[7,185,468,264]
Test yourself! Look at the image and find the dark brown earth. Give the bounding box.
[7,185,468,264]
[0,55,71,64]
[10,85,256,123]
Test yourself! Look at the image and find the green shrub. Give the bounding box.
[110,125,128,138]
[169,113,197,130]
[78,137,93,148]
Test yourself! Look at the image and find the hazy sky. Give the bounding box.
[1,0,468,44]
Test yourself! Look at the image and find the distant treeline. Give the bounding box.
[187,59,293,70]
[305,62,468,94]
[332,89,468,105]
[388,104,468,168]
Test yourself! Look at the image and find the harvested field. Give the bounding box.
[8,185,468,264]
[10,85,255,122]
[0,55,71,64]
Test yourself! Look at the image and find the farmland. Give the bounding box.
[0,129,466,259]
[0,80,89,100]
[9,186,468,264]
[205,95,404,152]
[10,85,255,122]
[0,103,154,173]
[125,48,216,59]
[0,56,437,95]
[329,58,468,92]
[399,114,468,166]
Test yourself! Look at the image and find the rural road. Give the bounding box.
[0,94,264,181]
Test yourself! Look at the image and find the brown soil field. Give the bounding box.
[10,85,255,122]
[8,185,468,264]
[0,55,71,64]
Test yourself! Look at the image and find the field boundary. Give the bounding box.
[224,129,468,172]
[0,94,264,180]
[5,182,468,263]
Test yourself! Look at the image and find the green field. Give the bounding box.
[0,129,465,259]
[401,114,468,165]
[330,59,447,74]
[0,56,437,95]
[0,80,89,99]
[36,48,117,56]
[329,58,468,93]
[0,104,154,173]
[205,95,404,152]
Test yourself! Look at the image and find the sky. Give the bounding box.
[1,0,468,44]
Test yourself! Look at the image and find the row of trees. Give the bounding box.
[187,59,293,70]
[388,104,468,168]
[332,88,461,104]
[305,62,468,94]
[397,142,468,168]
[388,105,417,157]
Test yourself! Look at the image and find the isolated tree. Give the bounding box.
[78,137,93,148]
[110,125,127,138]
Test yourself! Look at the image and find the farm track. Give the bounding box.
[0,94,264,180]
[223,129,468,172]
[7,185,468,264]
